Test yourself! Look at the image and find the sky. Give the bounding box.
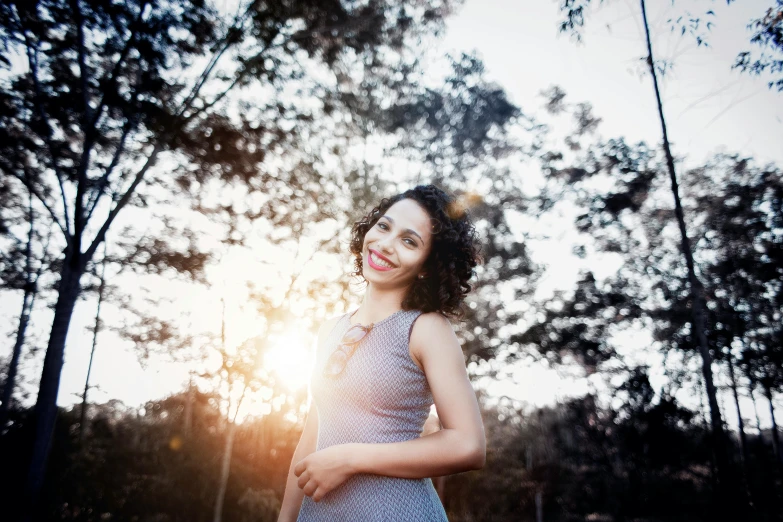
[1,0,781,426]
[437,0,783,417]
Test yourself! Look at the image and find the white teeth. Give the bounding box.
[370,252,394,268]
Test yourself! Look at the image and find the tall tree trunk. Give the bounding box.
[763,383,781,466]
[750,384,763,433]
[213,419,237,522]
[213,387,247,522]
[762,381,783,518]
[79,247,107,446]
[0,291,35,430]
[535,489,543,522]
[23,257,84,519]
[184,375,194,437]
[638,0,729,493]
[726,347,756,512]
[726,349,749,465]
[1,192,38,429]
[740,341,765,434]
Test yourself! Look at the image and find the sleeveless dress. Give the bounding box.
[296,309,448,522]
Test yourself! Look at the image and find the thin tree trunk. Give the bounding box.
[638,0,729,493]
[750,384,763,433]
[535,489,543,522]
[184,375,194,437]
[1,292,34,429]
[740,340,764,435]
[214,419,237,522]
[726,346,756,512]
[79,246,107,446]
[213,386,248,522]
[1,192,38,429]
[727,350,749,465]
[23,257,84,520]
[763,384,781,465]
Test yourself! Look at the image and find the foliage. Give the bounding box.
[0,389,302,521]
[735,0,783,91]
[6,387,783,522]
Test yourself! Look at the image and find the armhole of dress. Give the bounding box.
[327,312,350,338]
[407,311,426,374]
[315,313,348,360]
[310,313,349,392]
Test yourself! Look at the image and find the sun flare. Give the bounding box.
[263,330,314,391]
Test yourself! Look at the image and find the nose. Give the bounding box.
[375,236,394,254]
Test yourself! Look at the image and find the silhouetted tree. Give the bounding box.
[0,1,457,514]
[735,0,783,91]
[558,0,733,498]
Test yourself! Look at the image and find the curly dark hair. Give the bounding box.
[349,185,481,318]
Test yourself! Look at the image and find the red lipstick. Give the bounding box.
[367,249,395,271]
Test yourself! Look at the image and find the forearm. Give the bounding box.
[348,428,485,479]
[278,441,312,522]
[278,407,319,522]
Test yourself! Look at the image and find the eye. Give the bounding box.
[377,222,389,230]
[403,237,417,247]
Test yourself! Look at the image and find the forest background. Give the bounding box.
[1,0,782,521]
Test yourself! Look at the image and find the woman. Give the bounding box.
[278,185,486,522]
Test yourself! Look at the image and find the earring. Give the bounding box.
[418,274,425,279]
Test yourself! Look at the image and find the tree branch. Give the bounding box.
[87,0,148,132]
[182,74,242,122]
[83,142,164,265]
[71,0,92,126]
[14,6,72,237]
[84,3,282,267]
[4,167,70,240]
[84,90,140,225]
[175,35,237,120]
[71,0,92,253]
[180,25,285,124]
[175,1,260,120]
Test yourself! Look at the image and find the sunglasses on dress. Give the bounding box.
[323,323,374,378]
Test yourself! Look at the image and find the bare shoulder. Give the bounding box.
[411,311,454,337]
[318,314,343,336]
[410,312,461,361]
[316,314,344,353]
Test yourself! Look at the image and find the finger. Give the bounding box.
[312,487,325,503]
[294,460,305,477]
[303,481,318,498]
[297,471,309,489]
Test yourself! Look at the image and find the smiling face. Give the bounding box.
[361,198,434,290]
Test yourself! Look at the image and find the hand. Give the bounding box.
[294,444,357,502]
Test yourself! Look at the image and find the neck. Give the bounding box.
[354,282,409,324]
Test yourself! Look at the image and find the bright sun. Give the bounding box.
[233,330,313,423]
[263,330,314,391]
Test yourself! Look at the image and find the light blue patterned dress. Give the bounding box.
[297,309,448,522]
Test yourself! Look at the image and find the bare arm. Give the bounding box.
[347,312,485,477]
[277,404,318,522]
[277,316,340,520]
[294,313,485,501]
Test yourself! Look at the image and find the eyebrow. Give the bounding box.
[380,215,424,243]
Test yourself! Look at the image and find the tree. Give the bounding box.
[208,321,277,522]
[558,0,733,498]
[0,182,53,431]
[735,0,783,91]
[528,89,783,511]
[0,0,457,514]
[366,52,543,367]
[77,243,106,446]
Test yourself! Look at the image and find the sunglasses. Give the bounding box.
[323,323,374,378]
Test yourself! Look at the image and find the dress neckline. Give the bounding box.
[347,308,407,328]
